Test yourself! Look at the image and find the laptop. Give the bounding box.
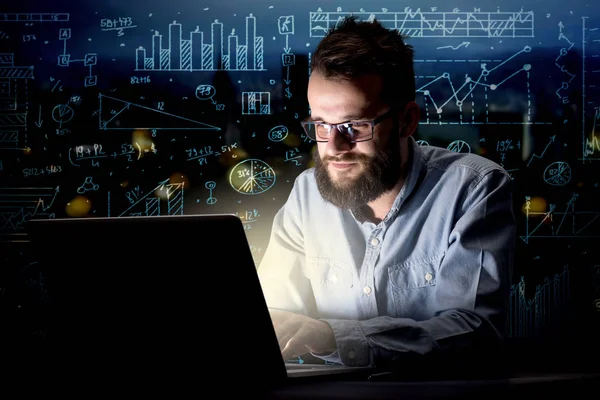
[19,214,373,391]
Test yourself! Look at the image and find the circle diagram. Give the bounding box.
[543,161,571,186]
[229,159,276,195]
[195,84,216,100]
[52,104,74,124]
[447,140,471,153]
[268,125,289,142]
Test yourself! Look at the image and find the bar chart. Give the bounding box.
[134,14,265,71]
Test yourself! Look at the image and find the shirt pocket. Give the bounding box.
[387,253,444,318]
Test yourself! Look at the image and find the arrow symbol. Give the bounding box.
[34,105,43,128]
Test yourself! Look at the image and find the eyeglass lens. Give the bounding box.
[304,121,372,142]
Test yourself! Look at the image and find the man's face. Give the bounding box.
[307,71,403,210]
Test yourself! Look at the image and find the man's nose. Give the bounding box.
[324,126,353,156]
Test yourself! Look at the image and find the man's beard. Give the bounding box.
[313,135,403,210]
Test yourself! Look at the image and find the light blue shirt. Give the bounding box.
[257,137,516,367]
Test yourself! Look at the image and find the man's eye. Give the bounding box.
[351,122,369,128]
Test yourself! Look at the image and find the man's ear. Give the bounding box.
[400,101,420,138]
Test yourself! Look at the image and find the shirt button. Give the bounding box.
[363,286,372,295]
[370,238,379,246]
[348,350,356,360]
[425,272,433,282]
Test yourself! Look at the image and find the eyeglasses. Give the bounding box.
[300,108,396,143]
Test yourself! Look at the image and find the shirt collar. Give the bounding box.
[384,136,425,221]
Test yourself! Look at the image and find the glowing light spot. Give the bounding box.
[132,129,155,157]
[219,147,248,167]
[283,133,301,147]
[521,196,547,215]
[169,172,189,187]
[65,196,91,217]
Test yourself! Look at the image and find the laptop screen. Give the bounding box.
[22,214,288,389]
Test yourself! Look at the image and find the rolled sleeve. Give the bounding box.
[319,319,370,366]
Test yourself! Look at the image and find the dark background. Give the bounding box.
[0,0,599,366]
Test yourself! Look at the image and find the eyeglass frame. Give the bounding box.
[300,108,397,143]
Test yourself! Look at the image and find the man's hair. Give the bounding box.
[310,15,415,109]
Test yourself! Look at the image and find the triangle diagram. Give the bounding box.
[98,94,220,131]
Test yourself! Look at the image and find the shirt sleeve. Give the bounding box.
[257,179,318,319]
[317,169,516,367]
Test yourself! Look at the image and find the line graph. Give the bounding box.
[309,9,534,38]
[527,135,556,167]
[415,46,550,125]
[0,186,59,242]
[582,107,600,159]
[581,16,600,162]
[507,265,570,338]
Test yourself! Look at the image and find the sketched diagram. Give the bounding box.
[241,91,271,115]
[520,194,600,243]
[51,102,75,129]
[0,186,59,241]
[309,8,534,38]
[57,28,98,87]
[135,14,265,72]
[583,107,600,160]
[114,178,184,217]
[229,159,276,195]
[543,162,571,186]
[0,53,34,151]
[98,93,220,131]
[415,46,540,125]
[447,140,471,153]
[581,17,600,162]
[506,265,570,338]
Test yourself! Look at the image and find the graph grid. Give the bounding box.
[309,9,535,38]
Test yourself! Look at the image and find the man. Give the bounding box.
[257,16,516,368]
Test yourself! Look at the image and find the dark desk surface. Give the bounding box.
[266,372,600,399]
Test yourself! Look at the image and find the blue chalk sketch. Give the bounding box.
[98,93,220,130]
[0,53,34,151]
[507,265,569,338]
[51,103,74,128]
[57,28,97,86]
[205,180,217,205]
[117,178,184,217]
[447,140,471,153]
[0,186,59,235]
[520,194,600,243]
[543,162,571,186]
[77,176,99,194]
[134,15,266,71]
[527,136,556,167]
[241,91,271,115]
[415,46,541,125]
[309,8,534,38]
[195,84,224,110]
[268,125,288,142]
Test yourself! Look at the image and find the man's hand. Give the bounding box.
[269,309,337,361]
